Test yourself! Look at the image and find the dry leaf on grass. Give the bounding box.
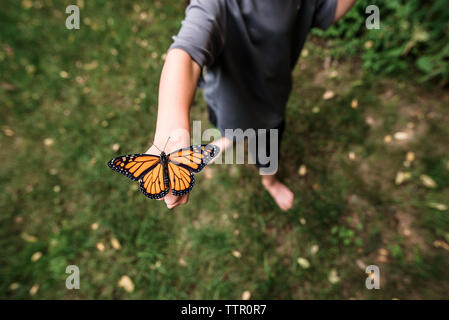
[21,233,37,243]
[310,244,319,255]
[297,257,310,269]
[29,284,40,296]
[232,250,242,258]
[298,165,307,177]
[111,238,121,250]
[427,203,447,211]
[118,275,134,293]
[394,132,409,141]
[96,242,105,251]
[91,222,99,230]
[242,290,251,300]
[31,251,42,262]
[395,171,411,185]
[420,175,437,188]
[322,90,335,100]
[328,269,340,284]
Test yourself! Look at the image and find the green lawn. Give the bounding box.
[1,1,448,299]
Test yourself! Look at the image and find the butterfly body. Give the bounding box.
[108,144,219,199]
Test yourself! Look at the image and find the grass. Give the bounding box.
[1,1,448,299]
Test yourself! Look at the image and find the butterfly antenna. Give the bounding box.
[162,136,170,152]
[152,144,162,153]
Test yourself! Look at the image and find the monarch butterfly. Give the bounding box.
[107,143,219,199]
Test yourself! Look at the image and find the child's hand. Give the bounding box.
[146,131,190,209]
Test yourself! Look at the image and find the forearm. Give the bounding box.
[333,0,357,23]
[153,48,201,147]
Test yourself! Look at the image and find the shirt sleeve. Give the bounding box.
[169,0,226,68]
[312,0,337,30]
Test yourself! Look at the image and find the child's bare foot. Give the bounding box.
[261,175,294,211]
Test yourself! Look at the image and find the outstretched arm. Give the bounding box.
[146,48,201,209]
[333,0,357,23]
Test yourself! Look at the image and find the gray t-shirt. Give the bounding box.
[169,0,337,132]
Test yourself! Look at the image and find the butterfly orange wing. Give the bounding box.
[167,144,219,196]
[108,154,169,199]
[108,154,160,181]
[139,162,169,199]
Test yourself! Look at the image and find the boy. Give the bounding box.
[147,0,356,210]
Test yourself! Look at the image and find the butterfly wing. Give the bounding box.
[139,162,169,199]
[167,144,219,196]
[167,162,195,196]
[168,144,219,173]
[108,154,160,181]
[108,153,169,199]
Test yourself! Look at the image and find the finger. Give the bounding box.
[164,193,178,207]
[165,194,189,209]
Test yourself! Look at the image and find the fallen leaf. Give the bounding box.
[91,222,99,230]
[384,135,392,143]
[364,40,374,49]
[394,132,409,141]
[2,126,14,136]
[232,250,241,258]
[322,90,335,100]
[21,232,37,243]
[297,257,310,269]
[59,71,69,79]
[43,138,54,147]
[406,152,415,162]
[31,251,42,262]
[298,164,307,177]
[328,269,340,284]
[9,283,19,291]
[111,238,121,250]
[178,257,187,266]
[427,203,447,211]
[351,99,358,109]
[300,218,307,225]
[29,284,40,296]
[310,244,319,255]
[118,275,134,293]
[242,290,251,300]
[420,174,437,188]
[434,240,449,251]
[111,143,120,153]
[378,248,389,256]
[395,171,411,185]
[96,242,105,251]
[348,152,356,160]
